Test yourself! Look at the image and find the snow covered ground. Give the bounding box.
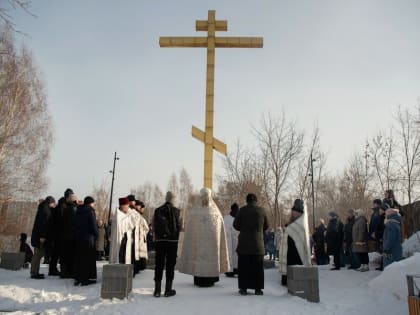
[0,256,413,315]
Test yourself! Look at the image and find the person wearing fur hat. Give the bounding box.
[326,211,344,270]
[279,199,311,286]
[224,203,240,277]
[234,193,269,295]
[383,208,403,268]
[153,191,182,297]
[109,197,136,265]
[352,209,369,272]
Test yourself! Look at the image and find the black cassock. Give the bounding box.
[237,255,264,290]
[194,276,220,287]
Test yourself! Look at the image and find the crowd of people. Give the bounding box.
[25,186,404,297]
[312,190,403,271]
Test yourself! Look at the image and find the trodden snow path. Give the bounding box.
[0,260,408,315]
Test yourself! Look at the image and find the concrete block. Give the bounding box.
[287,265,319,280]
[101,264,133,299]
[0,252,25,271]
[287,266,320,303]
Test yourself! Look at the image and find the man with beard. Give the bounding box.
[30,196,56,279]
[234,193,269,296]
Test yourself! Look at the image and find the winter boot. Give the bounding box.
[164,280,176,297]
[153,281,161,297]
[361,264,369,272]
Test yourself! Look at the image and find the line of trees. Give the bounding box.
[217,104,420,231]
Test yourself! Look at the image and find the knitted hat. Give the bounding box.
[127,194,136,202]
[246,193,257,203]
[45,196,56,205]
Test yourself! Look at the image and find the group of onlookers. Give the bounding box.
[312,190,403,271]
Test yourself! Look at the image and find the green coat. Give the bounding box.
[233,202,269,255]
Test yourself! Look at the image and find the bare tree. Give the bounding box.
[91,180,110,222]
[368,129,398,194]
[395,105,420,204]
[178,167,194,211]
[252,111,304,227]
[0,1,34,33]
[0,27,53,201]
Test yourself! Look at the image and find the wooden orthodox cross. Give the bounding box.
[160,10,263,189]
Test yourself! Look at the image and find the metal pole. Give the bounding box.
[108,152,118,225]
[310,153,316,231]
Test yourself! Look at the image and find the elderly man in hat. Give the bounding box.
[153,191,182,297]
[109,197,136,265]
[279,199,311,286]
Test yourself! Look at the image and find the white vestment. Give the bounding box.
[279,211,311,275]
[224,214,239,271]
[109,209,135,264]
[129,208,141,261]
[139,215,149,259]
[176,188,230,277]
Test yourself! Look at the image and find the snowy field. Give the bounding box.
[1,254,417,315]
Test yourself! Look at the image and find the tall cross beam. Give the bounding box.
[160,10,263,189]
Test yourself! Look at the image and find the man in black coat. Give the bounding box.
[74,196,98,286]
[58,188,78,278]
[30,196,56,279]
[374,202,389,271]
[326,211,344,270]
[312,219,328,265]
[233,193,269,296]
[153,191,182,298]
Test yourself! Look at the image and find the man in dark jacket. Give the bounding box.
[47,196,64,276]
[233,193,269,296]
[74,196,98,286]
[153,191,181,298]
[326,211,344,270]
[59,188,78,278]
[312,219,328,265]
[30,196,56,279]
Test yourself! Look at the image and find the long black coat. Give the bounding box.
[312,224,326,252]
[233,202,269,255]
[61,200,77,241]
[343,216,355,245]
[326,218,343,255]
[75,205,98,246]
[31,200,52,248]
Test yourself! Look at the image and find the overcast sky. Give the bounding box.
[10,0,420,206]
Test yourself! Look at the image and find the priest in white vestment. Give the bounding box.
[109,197,136,265]
[279,199,312,286]
[224,203,240,277]
[177,188,230,287]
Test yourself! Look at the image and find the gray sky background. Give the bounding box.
[10,0,420,205]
